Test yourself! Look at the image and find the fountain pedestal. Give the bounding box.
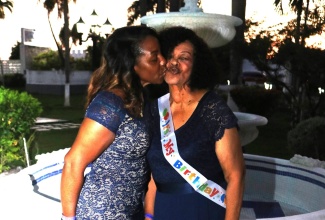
[234,112,268,146]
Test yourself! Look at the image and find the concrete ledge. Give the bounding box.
[26,84,87,95]
[25,70,91,95]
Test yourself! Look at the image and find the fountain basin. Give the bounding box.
[1,150,324,219]
[242,154,325,219]
[141,12,242,48]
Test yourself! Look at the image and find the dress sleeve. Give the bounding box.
[85,91,126,133]
[203,93,238,142]
[214,98,238,141]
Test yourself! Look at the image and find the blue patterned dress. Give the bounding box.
[76,91,150,220]
[146,91,238,220]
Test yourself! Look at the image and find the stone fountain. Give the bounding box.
[141,0,242,48]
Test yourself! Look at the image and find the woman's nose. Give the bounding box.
[169,57,178,66]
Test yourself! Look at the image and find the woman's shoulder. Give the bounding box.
[202,91,237,121]
[85,91,126,132]
[87,91,126,115]
[201,91,238,140]
[95,91,124,106]
[203,91,228,108]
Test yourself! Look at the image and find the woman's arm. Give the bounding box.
[144,175,157,220]
[215,127,246,220]
[60,118,116,217]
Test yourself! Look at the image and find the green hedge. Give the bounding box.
[287,116,325,160]
[0,87,42,172]
[31,50,91,70]
[1,73,26,88]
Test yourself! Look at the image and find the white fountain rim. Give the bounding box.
[141,12,243,26]
[234,111,268,127]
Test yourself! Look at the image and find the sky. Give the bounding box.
[0,0,306,60]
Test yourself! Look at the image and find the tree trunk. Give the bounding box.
[63,0,70,107]
[0,60,4,86]
[295,0,303,45]
[140,0,147,17]
[47,14,64,68]
[157,0,166,13]
[170,0,181,12]
[230,0,246,85]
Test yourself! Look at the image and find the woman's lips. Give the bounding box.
[166,66,180,75]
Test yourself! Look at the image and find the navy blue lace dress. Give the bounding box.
[76,91,150,220]
[146,91,238,220]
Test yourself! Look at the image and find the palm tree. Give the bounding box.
[0,0,13,19]
[0,0,13,85]
[127,0,183,25]
[273,0,324,46]
[274,0,305,46]
[230,0,246,84]
[41,0,65,68]
[40,0,77,106]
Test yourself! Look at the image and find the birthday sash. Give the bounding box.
[158,93,226,208]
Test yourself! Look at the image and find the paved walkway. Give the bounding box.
[31,117,80,131]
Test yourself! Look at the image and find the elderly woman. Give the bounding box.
[144,26,245,220]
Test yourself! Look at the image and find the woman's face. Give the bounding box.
[164,41,194,87]
[134,36,166,86]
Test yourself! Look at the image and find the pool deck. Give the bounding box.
[31,117,81,131]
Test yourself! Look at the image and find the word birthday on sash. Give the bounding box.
[173,159,226,203]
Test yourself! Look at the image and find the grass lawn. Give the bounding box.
[26,92,294,163]
[27,93,86,162]
[244,108,293,160]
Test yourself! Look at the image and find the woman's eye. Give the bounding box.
[179,57,190,61]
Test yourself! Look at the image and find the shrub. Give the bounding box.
[71,57,91,70]
[287,116,325,160]
[31,50,62,70]
[1,73,26,88]
[0,87,43,172]
[31,49,91,70]
[230,86,282,116]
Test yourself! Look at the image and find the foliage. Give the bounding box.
[0,0,13,19]
[0,87,43,173]
[274,0,325,47]
[39,0,78,72]
[287,116,325,160]
[243,22,325,126]
[230,86,282,117]
[31,50,91,70]
[31,50,62,70]
[71,56,91,70]
[127,0,194,25]
[9,41,20,60]
[276,40,325,118]
[2,74,25,88]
